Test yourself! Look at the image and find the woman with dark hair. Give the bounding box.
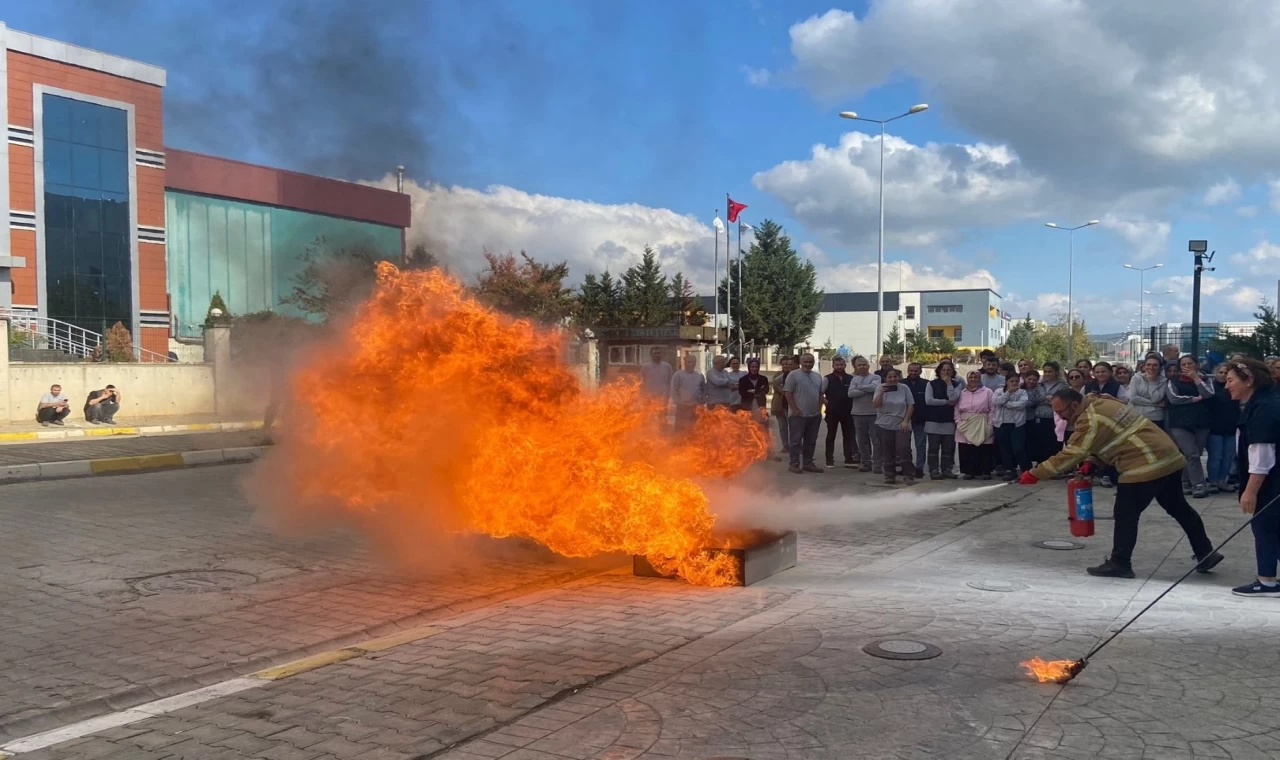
[1225,359,1280,596]
[993,373,1031,481]
[1207,363,1240,494]
[955,370,996,480]
[924,358,962,479]
[872,368,915,486]
[1166,354,1215,499]
[1129,356,1168,429]
[1076,359,1095,380]
[1084,361,1121,398]
[1034,362,1066,462]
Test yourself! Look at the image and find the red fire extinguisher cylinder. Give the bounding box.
[1067,476,1095,537]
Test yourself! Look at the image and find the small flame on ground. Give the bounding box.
[253,264,769,586]
[1021,657,1078,683]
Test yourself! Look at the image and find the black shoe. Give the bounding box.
[803,463,824,474]
[1232,580,1280,597]
[982,474,992,481]
[930,470,942,480]
[1087,557,1136,578]
[913,466,924,478]
[826,461,836,469]
[844,461,857,469]
[1196,551,1225,573]
[789,465,803,474]
[52,419,64,426]
[90,420,101,425]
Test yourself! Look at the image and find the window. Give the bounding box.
[904,306,915,319]
[608,345,643,365]
[953,327,963,341]
[927,304,963,314]
[43,94,132,338]
[929,328,944,339]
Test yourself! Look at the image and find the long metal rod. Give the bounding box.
[1066,230,1074,366]
[737,220,744,350]
[1084,490,1280,662]
[877,121,885,361]
[713,212,719,346]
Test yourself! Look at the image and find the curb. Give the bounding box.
[0,420,262,445]
[0,446,267,484]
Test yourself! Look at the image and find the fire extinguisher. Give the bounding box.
[1067,475,1095,537]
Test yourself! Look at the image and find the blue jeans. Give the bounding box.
[1207,434,1234,483]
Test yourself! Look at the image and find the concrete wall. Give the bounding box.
[6,360,216,422]
[1,318,229,422]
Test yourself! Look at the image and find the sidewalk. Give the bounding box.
[0,414,262,444]
[0,427,270,482]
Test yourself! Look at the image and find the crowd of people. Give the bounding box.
[638,343,1280,597]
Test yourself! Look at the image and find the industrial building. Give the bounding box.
[0,24,410,357]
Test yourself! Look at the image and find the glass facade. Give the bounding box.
[166,191,403,338]
[42,94,132,337]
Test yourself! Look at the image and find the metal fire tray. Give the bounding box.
[632,530,797,586]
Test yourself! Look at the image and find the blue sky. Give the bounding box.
[10,0,1280,332]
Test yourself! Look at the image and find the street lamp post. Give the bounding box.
[839,104,929,359]
[1123,263,1163,348]
[1044,220,1099,365]
[1144,289,1174,350]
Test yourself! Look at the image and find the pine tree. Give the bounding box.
[908,329,933,360]
[472,250,576,324]
[720,219,823,350]
[882,323,905,358]
[669,272,707,326]
[1005,312,1035,353]
[621,246,671,327]
[598,271,623,326]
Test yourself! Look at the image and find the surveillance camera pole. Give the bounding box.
[1188,240,1214,361]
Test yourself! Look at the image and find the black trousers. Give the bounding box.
[1111,471,1215,568]
[824,411,855,464]
[37,406,70,423]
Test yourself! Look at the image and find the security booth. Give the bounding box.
[594,326,726,384]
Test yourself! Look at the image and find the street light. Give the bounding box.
[1144,289,1174,333]
[1123,263,1163,349]
[1044,220,1099,364]
[839,103,929,359]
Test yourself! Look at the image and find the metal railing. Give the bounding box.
[2,310,171,363]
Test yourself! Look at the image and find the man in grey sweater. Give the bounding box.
[705,355,738,409]
[784,352,828,473]
[669,353,706,432]
[847,356,882,472]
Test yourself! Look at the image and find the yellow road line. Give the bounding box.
[88,453,185,474]
[0,432,39,442]
[83,427,140,437]
[250,625,445,681]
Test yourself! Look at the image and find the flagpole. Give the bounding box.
[737,219,743,350]
[725,194,732,351]
[713,211,720,347]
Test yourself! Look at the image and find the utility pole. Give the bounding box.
[1188,240,1213,362]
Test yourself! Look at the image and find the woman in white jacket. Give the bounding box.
[1127,356,1168,428]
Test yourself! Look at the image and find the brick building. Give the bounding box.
[1,24,410,356]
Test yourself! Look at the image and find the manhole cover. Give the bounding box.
[131,570,257,595]
[862,639,942,660]
[1033,540,1085,550]
[967,580,1029,592]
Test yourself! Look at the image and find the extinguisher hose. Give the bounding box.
[1083,490,1280,662]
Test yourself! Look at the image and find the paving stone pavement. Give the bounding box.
[0,467,608,739]
[9,449,1280,759]
[0,431,270,466]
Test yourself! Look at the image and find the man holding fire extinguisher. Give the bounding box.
[1019,388,1224,579]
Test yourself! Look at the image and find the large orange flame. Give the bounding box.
[264,263,769,585]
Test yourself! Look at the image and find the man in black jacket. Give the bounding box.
[903,363,929,478]
[824,356,856,468]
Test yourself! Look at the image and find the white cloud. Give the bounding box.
[742,66,772,87]
[762,2,1280,198]
[1231,286,1265,311]
[1098,213,1171,261]
[1203,179,1241,206]
[1237,205,1258,218]
[753,131,1047,246]
[1231,240,1280,276]
[376,178,720,289]
[817,259,1000,293]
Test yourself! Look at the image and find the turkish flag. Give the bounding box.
[727,197,747,223]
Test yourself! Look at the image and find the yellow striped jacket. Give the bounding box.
[1031,396,1186,484]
